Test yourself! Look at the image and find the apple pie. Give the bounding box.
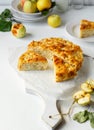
[80,19,94,38]
[28,37,83,82]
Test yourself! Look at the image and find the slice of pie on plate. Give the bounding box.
[18,50,48,71]
[80,19,94,38]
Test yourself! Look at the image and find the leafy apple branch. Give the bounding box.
[0,9,21,32]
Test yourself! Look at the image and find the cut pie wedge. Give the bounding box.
[18,50,48,71]
[80,19,94,38]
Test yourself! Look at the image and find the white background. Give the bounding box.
[1,2,94,130]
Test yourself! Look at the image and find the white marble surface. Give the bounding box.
[0,5,94,130]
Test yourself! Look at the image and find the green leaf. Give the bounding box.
[0,9,12,19]
[0,9,13,32]
[73,110,89,123]
[73,110,94,128]
[89,112,94,120]
[89,112,94,128]
[41,10,49,15]
[90,119,94,128]
[0,8,22,32]
[51,1,56,8]
[0,20,12,32]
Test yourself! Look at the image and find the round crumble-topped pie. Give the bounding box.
[27,37,83,82]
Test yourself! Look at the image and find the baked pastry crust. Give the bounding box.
[18,50,48,71]
[80,19,94,38]
[53,56,77,82]
[28,37,83,82]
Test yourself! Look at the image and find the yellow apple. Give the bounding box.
[47,14,62,28]
[73,90,91,106]
[77,94,91,106]
[37,0,52,11]
[87,79,94,89]
[81,83,93,93]
[73,90,86,101]
[23,0,37,13]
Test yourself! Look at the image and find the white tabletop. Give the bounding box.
[0,5,94,130]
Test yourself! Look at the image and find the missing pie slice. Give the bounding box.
[18,50,48,71]
[80,19,94,38]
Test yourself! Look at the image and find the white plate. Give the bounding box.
[11,0,44,17]
[66,20,94,42]
[12,13,48,23]
[11,0,53,22]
